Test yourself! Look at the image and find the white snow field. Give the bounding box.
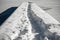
[0,2,60,40]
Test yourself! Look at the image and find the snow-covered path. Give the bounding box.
[0,2,60,40]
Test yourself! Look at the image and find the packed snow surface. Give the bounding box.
[0,2,60,40]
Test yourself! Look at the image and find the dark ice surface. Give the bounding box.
[0,7,17,26]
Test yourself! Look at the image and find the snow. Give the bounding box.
[31,2,60,36]
[0,2,29,40]
[31,3,60,24]
[0,2,60,40]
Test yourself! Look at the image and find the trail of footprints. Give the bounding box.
[4,8,33,40]
[13,10,30,40]
[0,6,32,40]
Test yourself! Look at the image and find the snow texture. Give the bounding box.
[0,2,60,40]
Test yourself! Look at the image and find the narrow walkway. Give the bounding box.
[27,2,47,40]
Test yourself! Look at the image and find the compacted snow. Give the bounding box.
[0,2,60,40]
